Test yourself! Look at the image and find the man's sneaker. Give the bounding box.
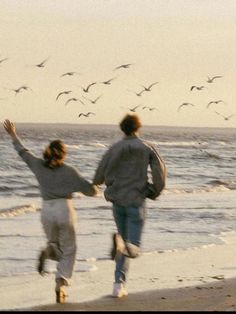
[110,233,125,261]
[112,282,128,298]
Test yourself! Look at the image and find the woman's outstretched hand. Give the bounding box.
[3,119,17,138]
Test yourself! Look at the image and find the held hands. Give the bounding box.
[92,184,101,196]
[3,119,17,138]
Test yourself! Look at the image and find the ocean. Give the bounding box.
[0,123,236,277]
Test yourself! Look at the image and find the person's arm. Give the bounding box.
[77,177,99,197]
[3,119,39,170]
[3,119,17,140]
[147,146,167,199]
[71,167,99,196]
[93,149,110,186]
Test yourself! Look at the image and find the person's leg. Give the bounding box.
[112,203,146,283]
[54,217,76,304]
[112,204,129,297]
[39,200,62,275]
[40,199,77,303]
[125,203,146,258]
[56,199,77,286]
[112,204,129,284]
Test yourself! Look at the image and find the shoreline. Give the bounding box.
[2,233,236,311]
[28,277,236,312]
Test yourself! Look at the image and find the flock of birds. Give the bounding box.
[0,56,235,122]
[177,75,235,121]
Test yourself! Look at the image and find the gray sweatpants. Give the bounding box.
[40,198,77,285]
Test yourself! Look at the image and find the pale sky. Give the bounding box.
[1,0,236,127]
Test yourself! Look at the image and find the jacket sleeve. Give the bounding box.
[72,169,98,196]
[12,135,40,172]
[93,149,111,185]
[147,146,167,199]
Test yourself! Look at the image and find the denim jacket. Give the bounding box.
[93,135,166,207]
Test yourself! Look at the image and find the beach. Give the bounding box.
[1,0,236,310]
[0,124,236,311]
[1,233,236,311]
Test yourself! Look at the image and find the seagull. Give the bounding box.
[5,87,22,96]
[215,111,236,121]
[100,77,117,85]
[18,85,34,94]
[113,63,133,71]
[127,89,145,97]
[190,86,205,91]
[0,57,8,65]
[141,82,158,92]
[6,85,32,96]
[142,106,157,111]
[80,82,97,93]
[33,58,49,68]
[78,112,96,117]
[127,104,141,112]
[207,76,223,83]
[206,100,223,108]
[56,90,72,101]
[82,95,102,104]
[60,71,80,77]
[177,102,195,112]
[64,98,85,106]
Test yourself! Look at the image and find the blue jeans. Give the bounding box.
[112,203,146,283]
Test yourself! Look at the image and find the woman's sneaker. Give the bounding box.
[112,282,128,298]
[55,278,68,304]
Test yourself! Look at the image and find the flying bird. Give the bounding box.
[80,82,97,93]
[127,89,145,97]
[6,85,32,96]
[215,111,236,121]
[142,106,158,111]
[190,86,205,91]
[82,95,102,104]
[18,85,34,94]
[141,82,158,92]
[78,112,96,117]
[64,98,85,106]
[33,58,49,68]
[127,104,141,112]
[206,100,223,108]
[100,77,117,85]
[56,90,72,101]
[6,87,22,96]
[177,102,195,112]
[60,71,80,77]
[113,63,133,71]
[207,76,223,83]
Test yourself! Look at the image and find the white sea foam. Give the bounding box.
[0,204,38,217]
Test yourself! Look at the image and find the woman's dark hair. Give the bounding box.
[43,140,67,169]
[119,113,142,135]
